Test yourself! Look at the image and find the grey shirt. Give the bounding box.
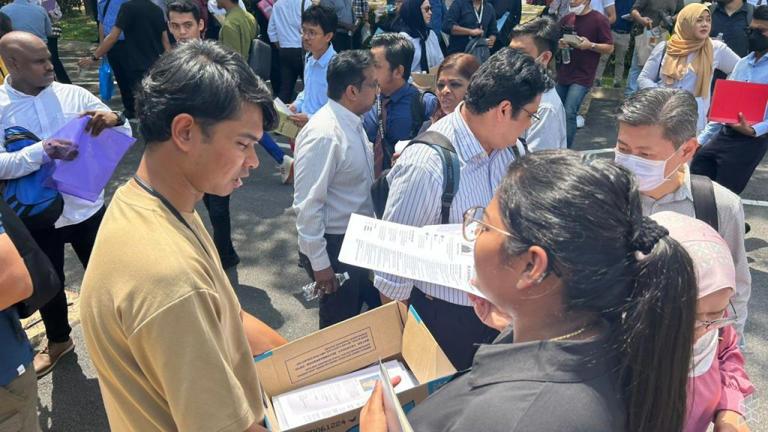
[641,167,751,340]
[407,325,626,431]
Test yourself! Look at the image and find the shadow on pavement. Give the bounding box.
[37,353,108,432]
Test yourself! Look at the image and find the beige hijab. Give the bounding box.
[660,3,714,99]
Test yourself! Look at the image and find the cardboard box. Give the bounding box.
[254,302,456,432]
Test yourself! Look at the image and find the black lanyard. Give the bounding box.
[133,175,211,258]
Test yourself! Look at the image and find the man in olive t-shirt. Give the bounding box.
[80,40,285,432]
[217,0,257,58]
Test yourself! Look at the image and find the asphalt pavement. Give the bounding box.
[30,52,768,431]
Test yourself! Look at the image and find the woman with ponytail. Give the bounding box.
[360,150,697,431]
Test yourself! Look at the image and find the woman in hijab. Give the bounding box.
[652,212,754,432]
[637,3,739,132]
[398,0,445,73]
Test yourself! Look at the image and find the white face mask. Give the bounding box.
[614,149,682,192]
[689,329,718,377]
[569,4,586,14]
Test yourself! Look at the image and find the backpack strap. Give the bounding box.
[747,3,754,25]
[406,131,460,224]
[690,174,719,231]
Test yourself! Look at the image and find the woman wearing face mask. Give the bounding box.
[638,3,740,132]
[651,211,754,432]
[360,151,698,432]
[398,0,445,73]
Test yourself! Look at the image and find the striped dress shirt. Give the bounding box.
[374,103,522,306]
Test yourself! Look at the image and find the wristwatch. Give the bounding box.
[112,111,127,125]
[91,54,100,61]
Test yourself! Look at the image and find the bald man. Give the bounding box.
[0,32,132,377]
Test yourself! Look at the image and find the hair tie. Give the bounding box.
[631,216,669,254]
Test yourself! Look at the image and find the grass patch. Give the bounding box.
[60,11,98,42]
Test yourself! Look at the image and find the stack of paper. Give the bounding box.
[273,98,302,139]
[338,214,486,298]
[272,360,417,430]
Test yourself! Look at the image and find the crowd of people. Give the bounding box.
[0,0,765,430]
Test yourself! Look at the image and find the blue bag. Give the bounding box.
[99,59,114,102]
[2,127,64,231]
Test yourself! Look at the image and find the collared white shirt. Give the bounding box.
[522,87,567,152]
[267,0,310,48]
[638,40,740,132]
[400,30,444,73]
[374,103,522,306]
[293,99,375,271]
[641,166,751,339]
[0,78,132,228]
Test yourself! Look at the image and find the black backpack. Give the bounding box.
[371,131,460,224]
[690,174,719,231]
[0,197,60,318]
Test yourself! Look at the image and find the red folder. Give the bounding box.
[709,80,768,125]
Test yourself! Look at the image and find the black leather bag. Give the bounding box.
[0,198,60,318]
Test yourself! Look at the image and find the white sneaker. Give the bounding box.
[280,155,294,185]
[576,115,585,129]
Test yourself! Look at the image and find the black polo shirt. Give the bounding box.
[711,2,753,57]
[407,324,626,431]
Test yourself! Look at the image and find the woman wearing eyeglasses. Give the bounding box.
[651,211,754,432]
[398,0,445,73]
[361,151,697,431]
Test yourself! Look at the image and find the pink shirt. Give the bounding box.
[684,325,754,432]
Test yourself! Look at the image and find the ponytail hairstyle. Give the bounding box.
[495,150,696,432]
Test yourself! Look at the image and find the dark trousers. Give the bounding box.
[202,193,240,269]
[270,45,282,98]
[332,31,353,52]
[48,37,71,84]
[409,288,499,371]
[277,47,304,103]
[299,234,382,329]
[107,42,142,117]
[30,206,106,343]
[691,129,768,195]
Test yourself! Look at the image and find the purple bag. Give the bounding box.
[46,116,135,202]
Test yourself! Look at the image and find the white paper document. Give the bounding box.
[379,361,414,432]
[273,360,417,430]
[338,214,485,298]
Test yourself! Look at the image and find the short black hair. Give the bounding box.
[464,47,553,116]
[509,16,561,60]
[370,33,415,81]
[167,0,201,21]
[327,50,374,101]
[136,40,277,145]
[754,4,768,20]
[302,5,338,35]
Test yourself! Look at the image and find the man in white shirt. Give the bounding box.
[509,17,567,151]
[614,88,752,346]
[268,0,311,103]
[293,50,381,328]
[375,48,553,370]
[0,32,132,377]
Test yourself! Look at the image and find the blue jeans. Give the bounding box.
[260,132,285,164]
[556,83,590,148]
[625,48,642,97]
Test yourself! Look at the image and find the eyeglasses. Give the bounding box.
[422,5,432,12]
[358,79,379,90]
[301,29,320,39]
[695,301,737,332]
[521,106,541,122]
[462,206,512,242]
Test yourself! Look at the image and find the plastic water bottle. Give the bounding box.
[561,47,571,64]
[301,272,350,301]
